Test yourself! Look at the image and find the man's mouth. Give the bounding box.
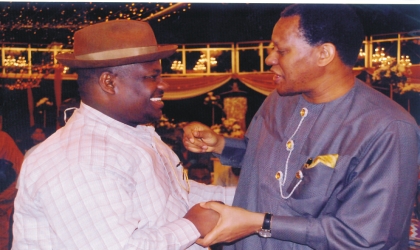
[150,97,164,109]
[150,97,162,102]
[273,74,283,80]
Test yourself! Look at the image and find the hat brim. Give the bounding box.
[56,44,177,69]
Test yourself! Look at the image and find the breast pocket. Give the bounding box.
[285,155,350,217]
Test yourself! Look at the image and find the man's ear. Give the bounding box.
[317,43,336,67]
[99,72,116,94]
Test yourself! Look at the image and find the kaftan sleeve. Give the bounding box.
[270,121,420,249]
[217,137,247,167]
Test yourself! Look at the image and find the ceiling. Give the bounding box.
[0,2,419,46]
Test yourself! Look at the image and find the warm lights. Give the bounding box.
[0,2,191,44]
[193,54,217,72]
[170,60,184,72]
[371,47,412,68]
[358,49,366,58]
[400,55,412,67]
[4,77,41,90]
[62,66,70,74]
[372,47,388,66]
[4,55,28,67]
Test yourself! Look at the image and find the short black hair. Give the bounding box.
[76,67,106,98]
[76,66,119,86]
[76,65,134,98]
[281,4,364,67]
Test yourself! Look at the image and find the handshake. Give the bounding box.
[184,201,224,239]
[183,201,265,247]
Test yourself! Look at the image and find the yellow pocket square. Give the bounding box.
[305,154,339,169]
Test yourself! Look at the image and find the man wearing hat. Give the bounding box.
[12,20,235,249]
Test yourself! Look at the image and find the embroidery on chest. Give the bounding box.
[276,107,308,199]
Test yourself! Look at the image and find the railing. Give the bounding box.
[1,30,419,82]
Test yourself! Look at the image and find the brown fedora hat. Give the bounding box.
[56,20,177,68]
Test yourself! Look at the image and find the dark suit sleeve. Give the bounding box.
[215,137,247,168]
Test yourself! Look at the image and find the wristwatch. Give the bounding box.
[257,213,272,238]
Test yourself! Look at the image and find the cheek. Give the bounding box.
[279,61,295,81]
[287,56,311,78]
[119,90,148,116]
[125,87,150,105]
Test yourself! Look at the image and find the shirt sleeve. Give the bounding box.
[270,121,419,249]
[188,180,236,207]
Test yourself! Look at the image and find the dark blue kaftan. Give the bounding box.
[220,80,420,249]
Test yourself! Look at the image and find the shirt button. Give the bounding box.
[300,108,308,117]
[286,140,294,151]
[295,170,304,180]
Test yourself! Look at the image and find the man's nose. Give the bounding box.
[158,79,169,90]
[265,51,277,66]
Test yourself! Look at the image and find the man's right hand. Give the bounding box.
[182,122,225,154]
[196,202,265,247]
[184,203,221,238]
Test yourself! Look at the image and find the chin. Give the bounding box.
[138,114,161,125]
[276,88,300,97]
[151,113,163,123]
[144,117,160,124]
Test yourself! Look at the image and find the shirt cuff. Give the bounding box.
[271,216,309,245]
[160,218,201,249]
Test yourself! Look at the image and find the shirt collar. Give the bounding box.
[77,101,157,137]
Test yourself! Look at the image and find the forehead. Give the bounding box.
[272,15,302,44]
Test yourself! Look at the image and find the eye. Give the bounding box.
[276,49,286,56]
[144,75,158,80]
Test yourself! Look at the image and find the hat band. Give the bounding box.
[75,46,158,61]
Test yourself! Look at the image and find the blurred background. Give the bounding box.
[0,2,419,151]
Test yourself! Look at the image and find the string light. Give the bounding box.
[0,3,191,90]
[0,2,191,44]
[4,77,41,90]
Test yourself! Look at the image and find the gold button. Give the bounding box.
[300,108,307,117]
[286,140,294,150]
[275,172,281,180]
[295,170,304,179]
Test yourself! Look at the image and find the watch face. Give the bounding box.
[258,229,272,238]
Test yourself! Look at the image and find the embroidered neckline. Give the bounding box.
[276,107,308,199]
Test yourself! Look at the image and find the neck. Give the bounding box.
[303,66,355,104]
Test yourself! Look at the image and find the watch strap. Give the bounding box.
[262,213,272,230]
